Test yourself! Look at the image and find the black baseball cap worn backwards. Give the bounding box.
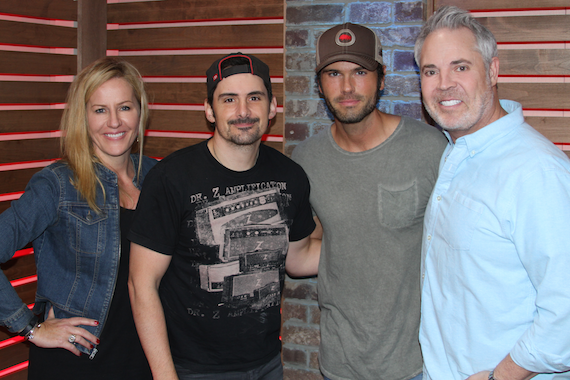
[206,53,272,99]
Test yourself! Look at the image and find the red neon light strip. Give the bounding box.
[0,43,75,55]
[470,7,569,13]
[0,192,24,202]
[497,41,570,45]
[0,159,57,172]
[10,275,37,288]
[0,361,28,378]
[13,248,34,259]
[111,47,283,57]
[114,16,283,27]
[0,12,75,27]
[0,336,25,350]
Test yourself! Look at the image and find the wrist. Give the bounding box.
[18,315,39,338]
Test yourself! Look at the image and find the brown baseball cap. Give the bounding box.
[316,23,383,74]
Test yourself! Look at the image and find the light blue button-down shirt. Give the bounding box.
[420,100,570,379]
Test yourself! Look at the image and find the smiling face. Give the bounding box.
[319,61,382,125]
[419,27,500,140]
[205,73,277,146]
[87,77,140,166]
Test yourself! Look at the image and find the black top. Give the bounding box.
[28,208,152,380]
[129,140,316,373]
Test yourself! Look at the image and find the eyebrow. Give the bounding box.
[217,90,266,99]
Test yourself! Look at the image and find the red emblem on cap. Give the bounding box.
[338,32,352,43]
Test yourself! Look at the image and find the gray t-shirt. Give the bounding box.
[292,116,447,380]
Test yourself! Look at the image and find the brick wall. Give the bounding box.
[282,1,426,378]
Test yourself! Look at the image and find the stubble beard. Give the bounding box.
[325,93,379,124]
[425,81,495,133]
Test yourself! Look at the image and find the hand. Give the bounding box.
[466,371,491,380]
[29,307,100,356]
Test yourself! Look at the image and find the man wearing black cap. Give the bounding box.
[292,23,447,380]
[128,53,321,379]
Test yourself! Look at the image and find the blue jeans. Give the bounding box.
[325,374,422,380]
[175,354,283,380]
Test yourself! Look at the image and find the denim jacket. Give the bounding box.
[0,154,156,356]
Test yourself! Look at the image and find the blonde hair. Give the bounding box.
[60,57,149,213]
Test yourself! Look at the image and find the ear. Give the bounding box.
[204,99,216,123]
[268,96,277,120]
[489,56,500,87]
[379,65,387,91]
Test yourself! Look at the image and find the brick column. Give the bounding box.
[282,1,426,378]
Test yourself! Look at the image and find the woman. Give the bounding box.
[0,58,155,379]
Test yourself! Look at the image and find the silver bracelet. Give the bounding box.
[25,323,41,340]
[488,370,496,380]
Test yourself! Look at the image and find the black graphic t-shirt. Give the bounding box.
[129,140,315,373]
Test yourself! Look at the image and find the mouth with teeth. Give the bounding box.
[104,132,126,138]
[440,99,462,106]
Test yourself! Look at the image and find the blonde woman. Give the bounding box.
[0,57,155,379]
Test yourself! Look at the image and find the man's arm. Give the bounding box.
[467,354,536,380]
[285,217,322,277]
[128,242,177,380]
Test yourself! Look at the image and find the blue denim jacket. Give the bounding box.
[0,154,156,356]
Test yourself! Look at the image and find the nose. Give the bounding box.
[107,109,121,128]
[438,70,456,91]
[341,75,355,94]
[236,99,251,118]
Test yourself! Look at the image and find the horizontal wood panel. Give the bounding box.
[0,51,76,75]
[1,255,36,282]
[107,0,283,23]
[435,0,570,10]
[109,24,283,51]
[147,83,283,106]
[527,117,570,143]
[120,54,284,77]
[148,110,283,135]
[499,49,570,76]
[0,82,69,104]
[0,110,63,133]
[0,20,76,48]
[0,139,60,164]
[498,83,570,109]
[478,16,570,42]
[0,341,29,372]
[0,169,41,195]
[0,0,77,21]
[145,137,282,158]
[0,369,27,380]
[0,203,10,214]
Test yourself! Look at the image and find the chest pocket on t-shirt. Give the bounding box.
[378,181,418,229]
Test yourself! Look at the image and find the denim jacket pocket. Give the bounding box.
[65,204,108,254]
[378,181,418,229]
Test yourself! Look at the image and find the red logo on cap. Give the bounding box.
[338,32,353,43]
[213,73,219,81]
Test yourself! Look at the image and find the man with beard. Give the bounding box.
[416,6,570,380]
[292,23,447,380]
[128,53,321,380]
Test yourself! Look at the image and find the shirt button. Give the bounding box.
[437,196,441,201]
[427,235,431,241]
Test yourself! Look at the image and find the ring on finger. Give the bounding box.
[68,334,76,344]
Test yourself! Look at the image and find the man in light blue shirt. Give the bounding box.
[415,6,570,380]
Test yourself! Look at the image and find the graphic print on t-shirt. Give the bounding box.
[193,188,289,313]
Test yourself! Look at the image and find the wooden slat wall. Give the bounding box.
[0,1,76,377]
[430,1,570,158]
[107,0,285,160]
[0,0,284,378]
